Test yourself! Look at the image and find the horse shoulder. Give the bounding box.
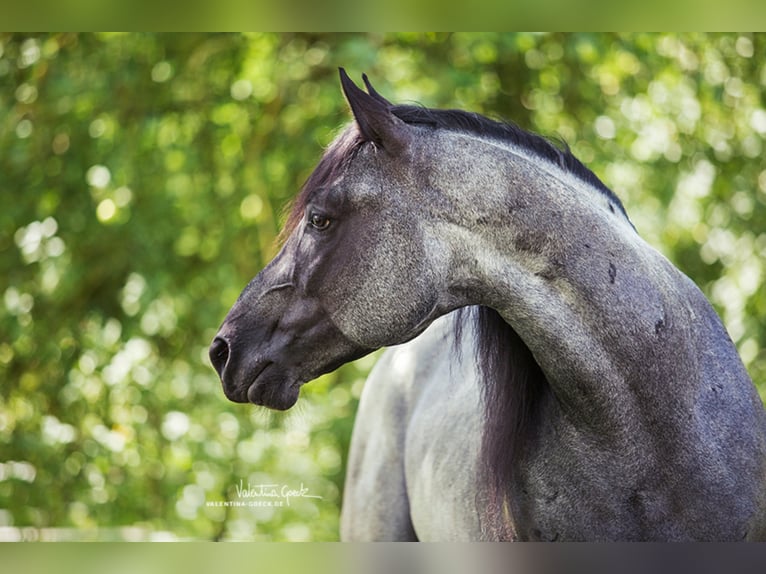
[402,351,486,541]
[341,314,485,541]
[340,324,429,541]
[398,316,486,540]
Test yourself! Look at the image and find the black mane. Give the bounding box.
[390,104,629,219]
[281,126,365,241]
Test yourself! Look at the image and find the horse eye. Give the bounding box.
[309,213,332,231]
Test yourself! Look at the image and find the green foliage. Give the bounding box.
[1,33,765,540]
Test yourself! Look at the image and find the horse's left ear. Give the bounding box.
[339,68,410,154]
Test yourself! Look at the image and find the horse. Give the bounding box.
[209,68,766,541]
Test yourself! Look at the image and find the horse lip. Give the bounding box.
[246,362,302,410]
[244,360,286,401]
[222,359,272,403]
[247,360,273,390]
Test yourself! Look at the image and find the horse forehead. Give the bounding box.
[339,152,406,205]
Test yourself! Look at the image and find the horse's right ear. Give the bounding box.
[339,68,409,154]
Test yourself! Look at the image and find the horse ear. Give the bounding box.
[339,68,409,153]
[362,73,392,106]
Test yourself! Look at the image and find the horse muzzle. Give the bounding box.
[209,334,302,410]
[209,272,374,411]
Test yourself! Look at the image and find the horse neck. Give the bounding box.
[429,133,696,430]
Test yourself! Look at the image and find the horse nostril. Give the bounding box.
[209,336,230,378]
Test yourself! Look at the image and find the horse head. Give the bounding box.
[210,69,453,409]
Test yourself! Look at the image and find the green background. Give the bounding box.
[2,33,765,541]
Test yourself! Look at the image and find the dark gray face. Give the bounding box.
[209,77,447,409]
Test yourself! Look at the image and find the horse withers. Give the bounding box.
[210,69,766,541]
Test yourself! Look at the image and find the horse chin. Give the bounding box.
[246,371,301,411]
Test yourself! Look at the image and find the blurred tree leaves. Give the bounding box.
[1,33,765,540]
